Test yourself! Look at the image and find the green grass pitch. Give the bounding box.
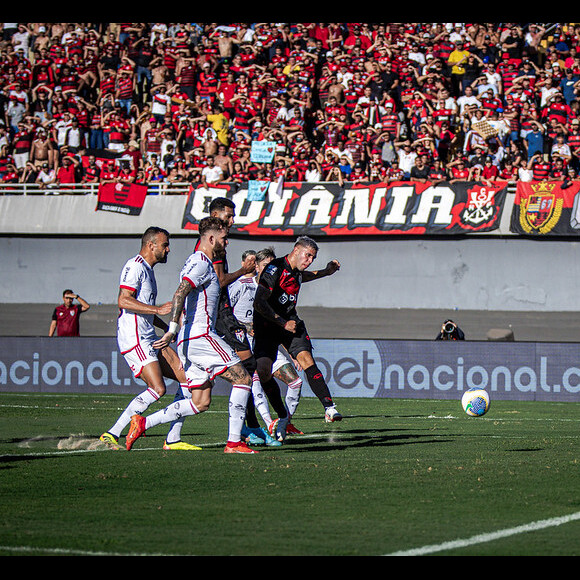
[1,392,580,556]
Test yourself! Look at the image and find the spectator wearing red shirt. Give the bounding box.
[100,159,120,183]
[56,155,79,187]
[550,157,567,180]
[142,117,163,162]
[117,161,137,185]
[1,163,19,184]
[499,158,518,181]
[176,54,197,100]
[217,70,238,118]
[196,62,219,104]
[531,154,551,180]
[348,161,366,182]
[482,156,500,180]
[386,159,405,182]
[81,154,101,183]
[11,121,32,169]
[103,110,130,153]
[343,25,372,52]
[231,94,258,134]
[544,92,571,126]
[448,157,470,182]
[115,59,136,114]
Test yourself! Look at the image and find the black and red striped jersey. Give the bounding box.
[256,256,302,320]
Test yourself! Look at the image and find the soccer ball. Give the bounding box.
[461,388,490,417]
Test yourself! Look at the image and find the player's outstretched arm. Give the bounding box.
[303,259,341,282]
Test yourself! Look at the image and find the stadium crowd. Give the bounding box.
[1,22,580,191]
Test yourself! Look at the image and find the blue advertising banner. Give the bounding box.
[1,337,579,403]
[308,339,580,402]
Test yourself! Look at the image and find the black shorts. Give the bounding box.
[253,317,313,362]
[215,304,252,353]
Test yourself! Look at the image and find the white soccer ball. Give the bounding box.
[461,388,490,417]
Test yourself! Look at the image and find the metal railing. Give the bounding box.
[0,180,519,197]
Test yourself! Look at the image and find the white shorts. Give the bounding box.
[272,349,292,374]
[121,338,159,378]
[13,151,29,169]
[178,331,240,387]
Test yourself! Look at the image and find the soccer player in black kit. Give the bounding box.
[253,235,342,437]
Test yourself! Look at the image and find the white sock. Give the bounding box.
[109,388,160,438]
[145,397,200,431]
[165,385,191,444]
[285,377,302,419]
[228,383,251,443]
[251,372,273,425]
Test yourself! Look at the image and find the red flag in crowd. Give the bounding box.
[96,182,148,215]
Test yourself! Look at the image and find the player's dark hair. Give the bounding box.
[141,226,169,247]
[198,216,228,238]
[242,249,257,261]
[209,197,235,214]
[256,246,276,263]
[294,235,318,252]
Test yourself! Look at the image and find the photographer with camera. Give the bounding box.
[436,319,465,341]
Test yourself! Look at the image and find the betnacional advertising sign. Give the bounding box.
[2,337,579,403]
[181,181,509,236]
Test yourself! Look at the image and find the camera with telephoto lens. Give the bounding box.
[437,319,464,341]
[444,321,456,335]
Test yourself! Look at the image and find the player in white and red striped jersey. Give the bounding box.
[100,227,200,451]
[125,217,257,454]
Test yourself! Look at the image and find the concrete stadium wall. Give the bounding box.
[1,194,579,312]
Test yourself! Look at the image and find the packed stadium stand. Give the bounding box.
[0,22,577,192]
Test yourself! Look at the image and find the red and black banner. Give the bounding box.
[182,181,509,236]
[510,181,580,236]
[96,182,148,216]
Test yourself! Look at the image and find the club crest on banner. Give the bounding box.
[462,186,498,226]
[113,182,130,202]
[518,182,562,234]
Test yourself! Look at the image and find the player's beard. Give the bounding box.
[156,251,168,264]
